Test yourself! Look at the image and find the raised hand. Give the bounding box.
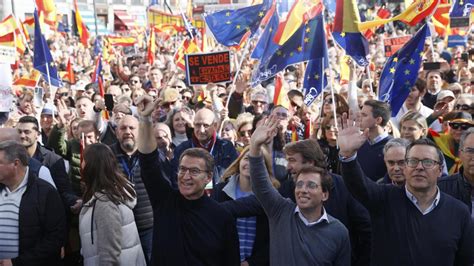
[136,95,159,117]
[249,115,279,156]
[338,112,369,158]
[55,99,69,128]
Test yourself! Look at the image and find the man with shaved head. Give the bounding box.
[171,108,238,186]
[0,128,55,188]
[109,115,154,262]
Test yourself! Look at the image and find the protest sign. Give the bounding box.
[0,45,16,64]
[185,51,231,85]
[0,63,12,112]
[384,36,412,57]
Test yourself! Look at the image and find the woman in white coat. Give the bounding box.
[79,143,146,266]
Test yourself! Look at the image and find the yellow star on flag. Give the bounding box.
[393,57,398,62]
[306,27,311,33]
[236,25,241,29]
[277,50,282,56]
[297,46,303,52]
[340,32,346,37]
[314,74,320,80]
[404,69,410,75]
[304,37,309,43]
[290,52,294,57]
[259,12,264,17]
[389,67,395,73]
[226,21,231,25]
[226,12,230,16]
[419,52,423,57]
[409,59,415,65]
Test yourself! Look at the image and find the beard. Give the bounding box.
[121,139,136,151]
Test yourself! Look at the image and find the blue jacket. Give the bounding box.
[171,137,238,187]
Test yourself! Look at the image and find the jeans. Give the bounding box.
[139,227,153,264]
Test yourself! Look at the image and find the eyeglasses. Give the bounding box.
[295,180,320,190]
[454,104,472,111]
[406,158,440,169]
[182,96,191,101]
[449,122,473,130]
[324,98,335,104]
[385,160,406,167]
[57,92,68,97]
[274,112,288,119]
[171,85,185,89]
[178,166,208,177]
[460,147,474,156]
[238,130,252,137]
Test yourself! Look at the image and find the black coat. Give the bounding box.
[212,181,270,266]
[438,168,473,213]
[5,170,67,265]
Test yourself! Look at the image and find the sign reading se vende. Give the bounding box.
[185,51,231,85]
[384,36,412,57]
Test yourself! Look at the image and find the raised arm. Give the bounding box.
[136,95,172,206]
[249,115,288,218]
[338,113,389,210]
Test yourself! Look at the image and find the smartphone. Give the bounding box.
[104,94,114,111]
[423,62,441,70]
[461,53,469,63]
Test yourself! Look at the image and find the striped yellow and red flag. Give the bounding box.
[107,36,137,47]
[431,0,451,37]
[174,38,201,70]
[273,74,290,109]
[74,0,90,47]
[147,27,156,65]
[13,69,41,87]
[0,15,26,55]
[35,0,57,30]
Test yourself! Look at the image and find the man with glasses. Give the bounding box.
[136,95,240,266]
[171,106,238,186]
[129,75,142,91]
[438,128,474,217]
[453,94,473,116]
[338,114,474,266]
[247,115,351,265]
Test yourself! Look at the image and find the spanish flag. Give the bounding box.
[273,0,323,45]
[358,0,439,31]
[73,0,90,47]
[147,27,156,65]
[13,69,41,87]
[60,58,75,84]
[273,74,290,109]
[174,38,201,70]
[0,15,27,55]
[106,36,136,47]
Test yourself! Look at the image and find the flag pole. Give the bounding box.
[224,36,252,109]
[366,65,375,98]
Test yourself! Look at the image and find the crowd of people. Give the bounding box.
[0,5,474,265]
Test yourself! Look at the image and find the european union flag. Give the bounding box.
[93,36,102,57]
[252,14,327,84]
[303,57,328,106]
[333,32,369,66]
[379,24,429,117]
[204,0,271,47]
[92,56,103,83]
[450,0,474,18]
[33,9,63,87]
[250,9,279,64]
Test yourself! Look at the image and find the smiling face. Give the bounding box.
[172,111,187,134]
[177,155,211,200]
[401,120,426,142]
[294,172,328,213]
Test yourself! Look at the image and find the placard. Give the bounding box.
[0,45,16,64]
[450,17,470,28]
[384,36,412,57]
[0,85,12,112]
[185,51,231,85]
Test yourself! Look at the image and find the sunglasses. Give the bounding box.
[182,96,191,101]
[449,122,473,130]
[238,130,252,137]
[454,104,472,111]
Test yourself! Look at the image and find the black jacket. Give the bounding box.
[4,170,67,265]
[212,181,270,266]
[33,145,78,207]
[438,168,473,213]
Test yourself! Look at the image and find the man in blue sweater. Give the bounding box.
[338,113,474,266]
[249,115,350,265]
[357,100,392,181]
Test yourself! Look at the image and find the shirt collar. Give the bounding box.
[294,206,329,226]
[405,186,441,215]
[5,167,29,194]
[368,132,389,145]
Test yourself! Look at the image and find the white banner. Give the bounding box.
[0,63,13,112]
[0,45,16,64]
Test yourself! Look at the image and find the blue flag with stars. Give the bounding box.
[450,0,474,18]
[379,24,430,117]
[250,9,279,64]
[33,9,63,87]
[303,57,328,106]
[252,14,327,85]
[204,0,272,47]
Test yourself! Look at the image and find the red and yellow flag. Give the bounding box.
[358,0,439,31]
[147,27,156,65]
[174,38,201,70]
[60,58,75,84]
[13,69,41,87]
[274,0,323,45]
[106,36,136,47]
[74,0,90,47]
[0,15,27,55]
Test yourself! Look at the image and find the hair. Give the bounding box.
[283,139,327,168]
[406,138,444,163]
[18,116,39,131]
[0,140,29,166]
[385,120,401,138]
[383,138,410,156]
[179,148,215,174]
[363,100,391,127]
[166,106,193,137]
[18,90,34,102]
[322,92,349,116]
[220,146,280,188]
[414,78,427,94]
[319,114,340,141]
[78,120,99,136]
[399,111,428,132]
[295,166,333,193]
[235,112,254,132]
[459,128,474,150]
[425,69,444,81]
[82,143,136,205]
[76,95,93,103]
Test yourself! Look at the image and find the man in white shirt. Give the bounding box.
[393,78,433,128]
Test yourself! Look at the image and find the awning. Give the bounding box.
[114,10,135,31]
[78,6,109,35]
